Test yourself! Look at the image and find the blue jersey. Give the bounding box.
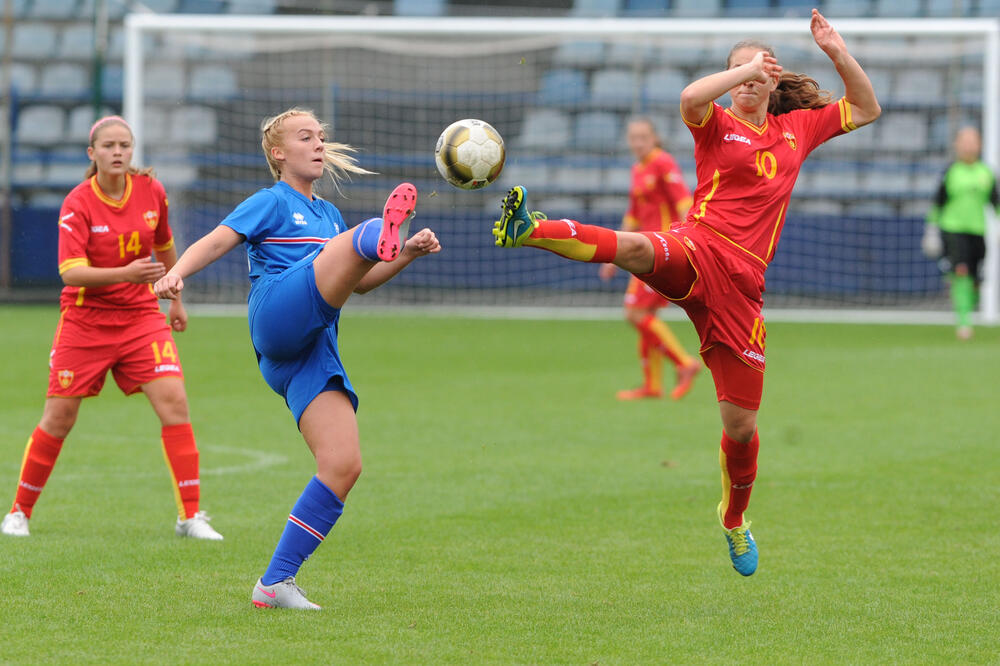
[220,181,348,285]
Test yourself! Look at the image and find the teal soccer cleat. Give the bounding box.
[492,186,546,248]
[718,502,758,576]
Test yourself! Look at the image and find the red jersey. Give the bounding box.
[683,98,857,267]
[57,173,173,310]
[624,147,692,233]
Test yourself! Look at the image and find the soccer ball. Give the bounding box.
[434,119,505,190]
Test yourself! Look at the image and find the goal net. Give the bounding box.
[124,14,1000,321]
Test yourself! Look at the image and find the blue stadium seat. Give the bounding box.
[170,105,218,145]
[177,0,226,12]
[536,196,586,216]
[589,69,639,109]
[67,105,115,143]
[924,0,973,15]
[101,64,123,99]
[591,195,629,213]
[977,0,999,14]
[774,0,813,16]
[822,0,871,16]
[670,0,721,16]
[15,105,66,146]
[605,42,655,67]
[517,109,572,150]
[642,67,686,106]
[142,106,172,145]
[394,0,446,15]
[725,0,771,17]
[29,0,78,19]
[957,67,983,105]
[571,0,622,16]
[573,111,621,151]
[13,23,58,60]
[145,63,186,99]
[78,0,129,19]
[11,0,30,18]
[657,44,708,69]
[892,68,943,105]
[863,68,892,103]
[58,24,96,60]
[877,112,928,152]
[498,162,551,190]
[135,0,179,11]
[553,41,606,68]
[228,0,277,11]
[10,64,38,96]
[623,0,668,15]
[553,164,605,194]
[873,0,921,16]
[39,63,90,99]
[537,69,588,107]
[107,27,125,60]
[189,64,239,100]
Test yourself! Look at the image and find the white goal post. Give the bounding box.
[123,13,1000,322]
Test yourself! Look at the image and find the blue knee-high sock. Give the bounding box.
[261,476,344,585]
[352,218,382,262]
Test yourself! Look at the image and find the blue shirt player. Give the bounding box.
[155,107,440,609]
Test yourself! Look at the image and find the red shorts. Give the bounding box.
[701,345,763,411]
[635,225,767,409]
[623,274,669,310]
[48,306,184,397]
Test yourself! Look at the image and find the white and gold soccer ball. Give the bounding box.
[434,119,505,190]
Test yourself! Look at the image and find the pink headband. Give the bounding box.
[89,115,132,143]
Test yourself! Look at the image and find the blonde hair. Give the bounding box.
[84,116,154,180]
[260,107,373,192]
[727,40,833,116]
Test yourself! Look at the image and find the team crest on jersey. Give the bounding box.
[292,212,307,226]
[58,369,74,388]
[783,131,797,151]
[683,236,696,252]
[143,210,159,229]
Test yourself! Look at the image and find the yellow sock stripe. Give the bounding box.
[160,438,187,521]
[17,435,34,491]
[647,347,664,392]
[647,318,691,366]
[719,448,732,514]
[525,237,597,262]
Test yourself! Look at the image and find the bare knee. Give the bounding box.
[624,307,649,326]
[145,383,190,426]
[723,419,757,444]
[614,233,655,275]
[317,451,362,499]
[38,399,80,439]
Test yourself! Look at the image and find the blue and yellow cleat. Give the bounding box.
[493,186,546,248]
[717,502,758,576]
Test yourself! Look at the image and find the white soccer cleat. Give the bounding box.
[175,510,224,540]
[1,510,30,537]
[252,577,322,610]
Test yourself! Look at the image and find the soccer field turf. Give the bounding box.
[0,304,997,664]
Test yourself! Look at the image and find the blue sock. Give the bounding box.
[352,217,382,262]
[261,476,344,585]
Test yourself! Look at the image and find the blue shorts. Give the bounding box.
[248,252,358,425]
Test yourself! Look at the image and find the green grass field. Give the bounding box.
[0,304,997,664]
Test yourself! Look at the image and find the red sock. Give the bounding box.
[161,423,200,520]
[525,219,618,263]
[719,430,759,529]
[12,426,65,518]
[635,313,685,366]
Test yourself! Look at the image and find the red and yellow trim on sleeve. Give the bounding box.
[58,257,90,275]
[153,238,175,253]
[682,102,714,128]
[89,173,133,209]
[837,97,857,133]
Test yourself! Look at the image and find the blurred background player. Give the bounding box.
[493,10,879,576]
[599,116,700,401]
[1,116,222,541]
[154,108,440,609]
[925,126,999,340]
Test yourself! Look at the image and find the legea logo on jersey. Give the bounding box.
[293,212,307,226]
[783,131,797,151]
[143,210,159,229]
[90,225,109,233]
[58,369,74,388]
[723,132,751,146]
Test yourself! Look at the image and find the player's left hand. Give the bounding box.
[403,228,441,257]
[168,298,188,332]
[811,9,848,59]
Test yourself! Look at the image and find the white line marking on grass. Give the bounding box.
[199,445,288,476]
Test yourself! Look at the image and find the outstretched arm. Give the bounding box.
[811,9,880,127]
[679,50,782,125]
[154,225,244,299]
[354,228,441,294]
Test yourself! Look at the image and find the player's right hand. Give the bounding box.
[749,50,781,85]
[599,263,617,282]
[154,273,184,299]
[125,256,167,284]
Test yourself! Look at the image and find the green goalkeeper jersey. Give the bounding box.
[927,160,999,236]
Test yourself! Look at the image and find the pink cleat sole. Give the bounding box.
[377,182,418,261]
